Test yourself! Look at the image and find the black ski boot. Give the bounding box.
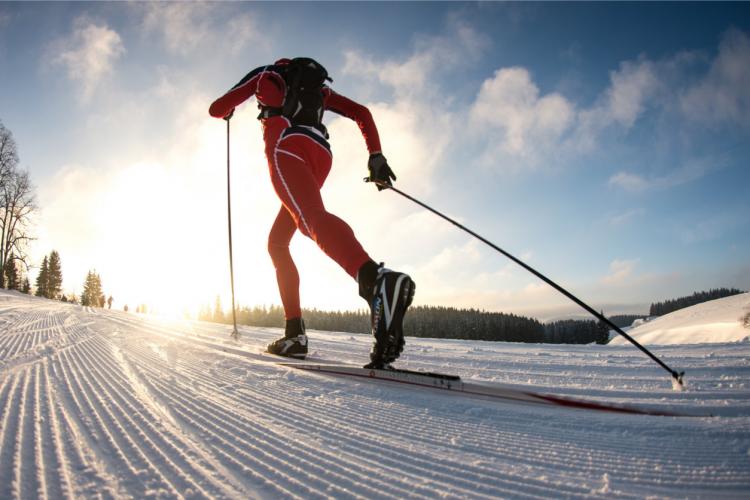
[266,318,308,359]
[360,263,415,369]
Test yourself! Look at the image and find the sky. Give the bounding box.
[0,2,748,321]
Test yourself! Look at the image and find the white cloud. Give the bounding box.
[469,56,663,166]
[604,59,660,128]
[338,18,487,192]
[601,259,639,285]
[343,17,488,98]
[608,171,650,192]
[609,208,645,226]
[681,28,750,128]
[140,3,264,56]
[608,156,722,193]
[51,17,125,101]
[470,67,574,157]
[142,3,211,55]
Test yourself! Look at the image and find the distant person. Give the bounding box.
[209,57,415,368]
[107,296,113,309]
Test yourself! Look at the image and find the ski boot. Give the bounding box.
[266,318,308,359]
[362,264,415,369]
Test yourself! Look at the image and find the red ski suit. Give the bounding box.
[209,63,381,319]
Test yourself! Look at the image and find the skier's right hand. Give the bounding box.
[223,108,235,121]
[368,153,396,191]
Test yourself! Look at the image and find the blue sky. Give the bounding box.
[1,2,748,320]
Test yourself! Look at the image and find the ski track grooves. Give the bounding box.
[88,310,750,495]
[2,295,750,499]
[105,315,582,498]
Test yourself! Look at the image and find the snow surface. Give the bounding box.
[610,293,750,346]
[1,288,749,499]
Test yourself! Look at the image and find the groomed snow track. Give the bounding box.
[1,291,749,499]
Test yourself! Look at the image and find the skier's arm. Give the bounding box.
[324,88,382,154]
[209,66,271,119]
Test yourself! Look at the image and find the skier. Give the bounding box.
[209,57,415,368]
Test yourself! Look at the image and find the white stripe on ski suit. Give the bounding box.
[272,119,313,236]
[276,149,305,162]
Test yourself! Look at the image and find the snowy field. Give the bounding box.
[1,289,749,499]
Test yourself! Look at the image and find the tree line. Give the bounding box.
[200,301,614,344]
[649,288,745,316]
[3,245,112,308]
[200,286,745,344]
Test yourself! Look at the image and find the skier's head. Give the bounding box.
[275,58,292,66]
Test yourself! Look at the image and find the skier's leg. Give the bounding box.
[266,207,308,358]
[271,134,415,367]
[267,206,301,320]
[270,142,371,278]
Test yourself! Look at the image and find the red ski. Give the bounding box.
[280,362,705,417]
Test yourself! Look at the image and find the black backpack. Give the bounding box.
[276,57,332,129]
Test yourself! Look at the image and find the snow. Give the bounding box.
[1,289,749,498]
[610,293,750,346]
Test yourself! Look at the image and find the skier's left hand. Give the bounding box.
[368,153,396,191]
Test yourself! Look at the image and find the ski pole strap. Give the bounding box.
[367,179,685,388]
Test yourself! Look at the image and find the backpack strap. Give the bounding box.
[257,106,283,120]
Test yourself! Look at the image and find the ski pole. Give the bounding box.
[225,118,239,340]
[368,179,685,389]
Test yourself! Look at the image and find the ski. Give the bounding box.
[279,362,704,417]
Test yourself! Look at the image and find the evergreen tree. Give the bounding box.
[213,295,225,323]
[47,250,63,300]
[35,256,49,298]
[21,277,30,294]
[596,311,610,344]
[3,257,18,290]
[80,270,103,307]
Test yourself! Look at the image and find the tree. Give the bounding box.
[80,270,104,307]
[596,311,611,344]
[35,255,49,298]
[3,256,18,290]
[21,277,30,294]
[0,120,18,201]
[0,121,36,287]
[213,295,225,323]
[46,250,63,300]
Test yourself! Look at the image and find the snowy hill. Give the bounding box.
[1,289,749,498]
[610,292,750,346]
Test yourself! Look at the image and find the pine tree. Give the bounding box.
[47,250,63,300]
[21,277,30,294]
[3,258,18,290]
[80,270,103,307]
[213,295,225,323]
[35,256,49,297]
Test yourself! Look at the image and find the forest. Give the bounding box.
[649,288,745,316]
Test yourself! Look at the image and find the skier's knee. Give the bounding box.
[267,239,290,264]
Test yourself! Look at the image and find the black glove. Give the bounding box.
[367,153,396,191]
[223,108,235,121]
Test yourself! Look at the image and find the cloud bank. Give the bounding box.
[50,16,125,101]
